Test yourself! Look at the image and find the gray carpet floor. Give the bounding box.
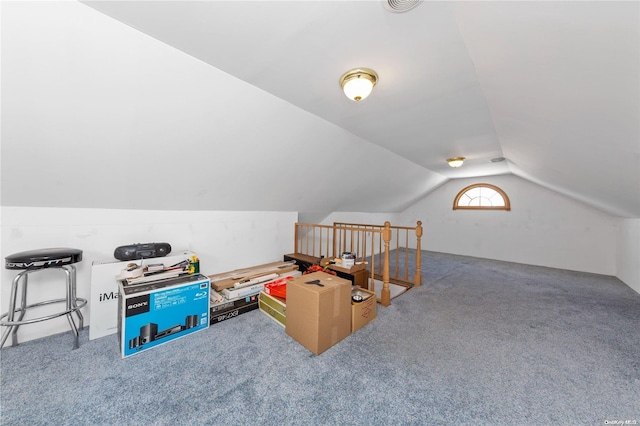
[1,251,639,425]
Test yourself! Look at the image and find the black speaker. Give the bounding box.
[114,243,172,261]
[128,336,140,350]
[139,323,158,345]
[185,314,199,329]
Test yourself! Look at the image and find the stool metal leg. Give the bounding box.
[0,271,25,348]
[62,266,80,349]
[66,264,84,330]
[12,271,30,346]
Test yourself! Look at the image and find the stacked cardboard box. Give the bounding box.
[258,292,286,327]
[263,272,377,354]
[351,287,376,332]
[209,261,298,292]
[208,261,299,326]
[285,272,352,355]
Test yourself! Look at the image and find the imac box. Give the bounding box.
[118,274,210,358]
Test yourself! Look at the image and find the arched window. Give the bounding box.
[453,183,511,211]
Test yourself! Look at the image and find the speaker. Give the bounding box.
[128,336,140,350]
[139,323,158,345]
[114,243,172,261]
[185,314,199,329]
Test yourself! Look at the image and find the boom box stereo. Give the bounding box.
[114,243,172,261]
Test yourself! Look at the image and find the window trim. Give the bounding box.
[453,183,511,211]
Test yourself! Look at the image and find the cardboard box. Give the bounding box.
[210,293,257,314]
[208,261,298,292]
[90,250,196,340]
[324,260,367,274]
[285,272,351,355]
[210,301,259,326]
[210,293,259,326]
[259,291,286,328]
[351,287,376,332]
[331,268,370,289]
[118,274,210,358]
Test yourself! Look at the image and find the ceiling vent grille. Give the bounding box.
[383,0,422,13]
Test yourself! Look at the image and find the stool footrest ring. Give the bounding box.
[0,298,87,326]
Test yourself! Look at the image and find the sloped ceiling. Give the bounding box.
[2,1,638,218]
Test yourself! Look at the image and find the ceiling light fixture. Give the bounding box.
[339,68,378,102]
[447,157,465,168]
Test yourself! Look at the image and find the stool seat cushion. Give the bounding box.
[5,248,82,270]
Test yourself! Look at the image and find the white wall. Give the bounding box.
[399,174,619,276]
[617,218,640,294]
[0,207,296,343]
[319,212,399,227]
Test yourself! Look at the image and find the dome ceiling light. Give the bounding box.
[339,68,378,102]
[447,157,465,168]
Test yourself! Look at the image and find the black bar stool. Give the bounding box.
[1,248,87,349]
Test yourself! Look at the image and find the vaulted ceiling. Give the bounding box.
[2,1,638,218]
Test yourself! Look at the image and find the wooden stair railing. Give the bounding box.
[334,221,423,287]
[292,220,422,307]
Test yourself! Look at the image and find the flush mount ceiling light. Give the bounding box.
[383,0,423,13]
[447,157,465,168]
[339,68,378,102]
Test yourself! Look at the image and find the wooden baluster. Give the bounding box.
[369,231,375,292]
[414,220,423,286]
[332,225,337,259]
[342,228,346,255]
[381,221,391,307]
[377,228,382,277]
[404,229,409,281]
[394,228,399,279]
[350,227,355,253]
[362,231,368,290]
[324,227,328,259]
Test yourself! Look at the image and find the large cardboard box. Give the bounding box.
[351,287,376,332]
[258,291,286,328]
[118,274,210,358]
[90,250,196,340]
[285,272,351,355]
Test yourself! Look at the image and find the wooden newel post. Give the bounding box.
[414,220,422,286]
[381,221,391,307]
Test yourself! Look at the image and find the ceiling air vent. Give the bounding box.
[383,0,422,13]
